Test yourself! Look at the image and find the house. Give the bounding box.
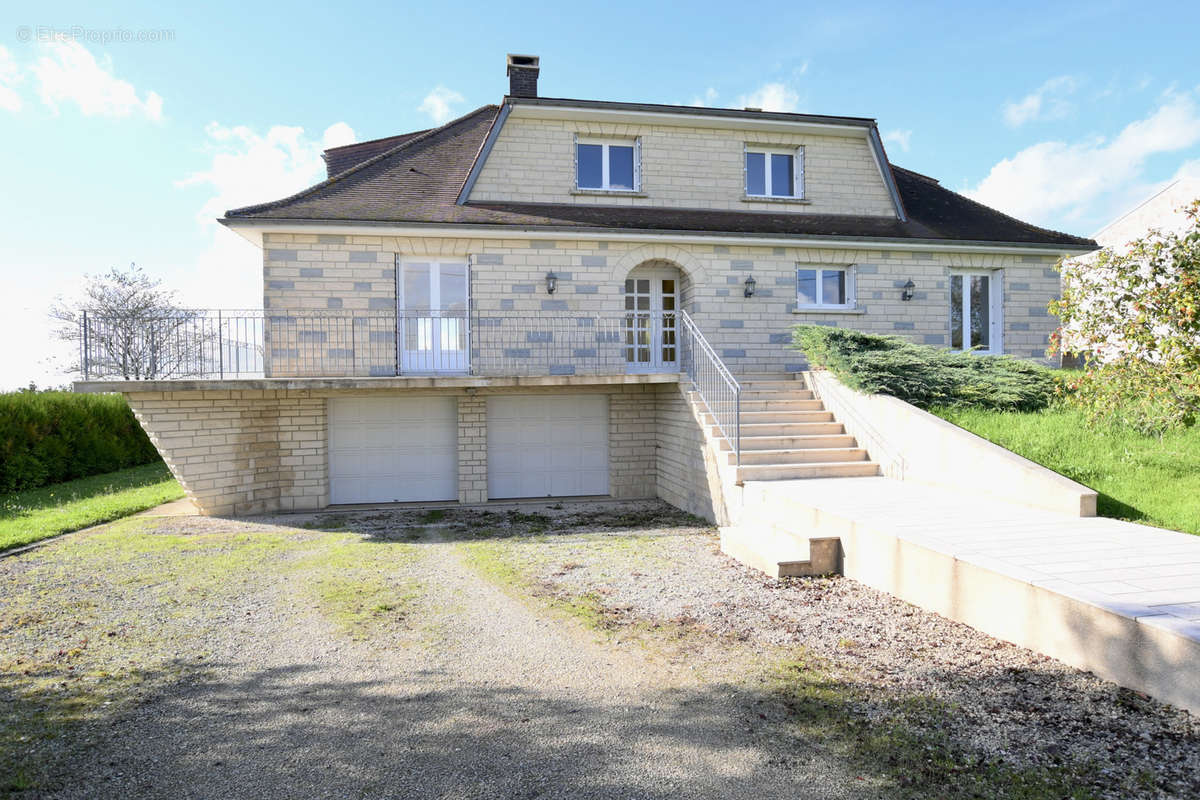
[77,54,1096,519]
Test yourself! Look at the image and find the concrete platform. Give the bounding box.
[748,477,1200,714]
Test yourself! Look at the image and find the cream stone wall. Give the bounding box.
[127,389,327,516]
[467,115,897,218]
[128,383,660,515]
[263,232,1064,375]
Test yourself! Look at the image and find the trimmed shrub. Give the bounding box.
[793,326,1058,412]
[0,391,160,494]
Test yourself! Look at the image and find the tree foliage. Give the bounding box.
[50,264,206,380]
[1052,200,1200,434]
[793,325,1057,412]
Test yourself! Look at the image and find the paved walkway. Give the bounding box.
[761,477,1200,658]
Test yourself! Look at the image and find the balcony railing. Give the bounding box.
[79,309,683,380]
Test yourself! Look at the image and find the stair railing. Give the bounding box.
[679,311,742,466]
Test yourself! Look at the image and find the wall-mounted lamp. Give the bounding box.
[743,275,757,298]
[901,279,916,302]
[545,271,558,294]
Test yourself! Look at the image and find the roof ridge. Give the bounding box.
[323,128,433,156]
[894,165,1094,247]
[225,105,498,218]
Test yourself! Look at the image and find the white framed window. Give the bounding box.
[745,146,804,198]
[796,265,854,309]
[575,136,640,192]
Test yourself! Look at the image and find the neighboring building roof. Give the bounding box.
[224,103,1096,250]
[323,129,431,178]
[1092,176,1200,248]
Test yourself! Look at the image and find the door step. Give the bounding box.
[720,433,859,451]
[730,447,869,466]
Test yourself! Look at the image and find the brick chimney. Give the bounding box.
[506,54,540,98]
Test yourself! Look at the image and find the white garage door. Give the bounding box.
[487,395,609,499]
[328,396,457,504]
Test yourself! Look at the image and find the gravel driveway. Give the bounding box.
[1,500,1197,799]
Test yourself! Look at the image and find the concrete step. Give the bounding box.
[739,389,816,400]
[716,421,845,437]
[730,447,869,466]
[738,379,806,391]
[735,461,881,481]
[720,433,859,451]
[737,399,825,412]
[703,410,835,425]
[719,525,839,578]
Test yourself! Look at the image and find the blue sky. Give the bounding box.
[2,0,1199,388]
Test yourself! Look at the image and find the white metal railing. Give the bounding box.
[679,310,742,465]
[80,309,682,380]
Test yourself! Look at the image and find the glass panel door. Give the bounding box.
[623,271,678,373]
[949,271,999,354]
[400,259,469,373]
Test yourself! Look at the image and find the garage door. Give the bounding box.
[328,396,457,504]
[487,395,609,499]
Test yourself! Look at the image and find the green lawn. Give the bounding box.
[0,462,183,551]
[932,406,1200,536]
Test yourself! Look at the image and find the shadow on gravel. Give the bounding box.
[274,502,713,546]
[23,662,851,800]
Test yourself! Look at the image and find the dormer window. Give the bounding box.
[576,137,640,192]
[745,146,804,199]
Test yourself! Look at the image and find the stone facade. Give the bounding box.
[262,232,1063,371]
[130,382,665,516]
[468,115,896,217]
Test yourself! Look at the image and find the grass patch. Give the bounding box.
[932,405,1200,535]
[772,657,1103,799]
[0,463,183,551]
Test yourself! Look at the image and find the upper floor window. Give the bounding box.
[576,137,640,192]
[797,265,854,309]
[745,146,804,198]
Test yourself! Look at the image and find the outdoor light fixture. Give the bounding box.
[744,275,757,298]
[901,279,916,302]
[545,272,558,294]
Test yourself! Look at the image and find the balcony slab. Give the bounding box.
[74,372,681,394]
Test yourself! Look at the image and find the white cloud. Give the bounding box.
[418,85,464,125]
[737,82,800,113]
[31,36,162,121]
[884,129,912,152]
[174,121,357,307]
[1002,75,1077,127]
[967,91,1200,226]
[0,46,22,112]
[690,87,718,107]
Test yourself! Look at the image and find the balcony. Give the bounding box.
[78,309,683,381]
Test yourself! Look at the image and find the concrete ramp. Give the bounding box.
[742,476,1200,715]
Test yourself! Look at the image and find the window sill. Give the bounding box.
[571,188,648,198]
[742,195,812,205]
[791,306,866,315]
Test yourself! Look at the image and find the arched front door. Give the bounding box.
[623,264,679,373]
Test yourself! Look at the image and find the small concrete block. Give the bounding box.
[327,348,354,359]
[267,249,297,261]
[529,240,557,249]
[526,331,553,343]
[298,331,327,343]
[769,333,792,344]
[326,297,343,309]
[503,348,531,358]
[893,321,915,330]
[269,280,294,290]
[856,264,879,274]
[348,251,378,263]
[369,365,394,377]
[511,284,536,294]
[368,298,392,310]
[317,234,346,244]
[720,319,744,328]
[500,299,515,310]
[923,334,946,345]
[574,284,599,294]
[721,349,746,358]
[716,289,730,297]
[549,364,575,375]
[299,267,324,278]
[474,253,504,265]
[580,255,606,267]
[541,300,568,311]
[1009,281,1031,291]
[353,282,372,292]
[573,348,597,358]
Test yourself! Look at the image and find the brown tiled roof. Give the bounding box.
[323,129,431,177]
[224,104,1096,249]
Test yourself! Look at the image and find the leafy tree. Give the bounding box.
[50,264,206,380]
[1051,200,1200,433]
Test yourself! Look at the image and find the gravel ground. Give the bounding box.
[2,499,1197,799]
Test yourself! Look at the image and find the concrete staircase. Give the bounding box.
[696,375,880,483]
[689,373,877,578]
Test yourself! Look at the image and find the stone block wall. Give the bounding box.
[468,115,897,218]
[126,389,327,516]
[261,232,1065,376]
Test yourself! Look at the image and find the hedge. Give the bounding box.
[793,325,1058,412]
[0,391,161,494]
